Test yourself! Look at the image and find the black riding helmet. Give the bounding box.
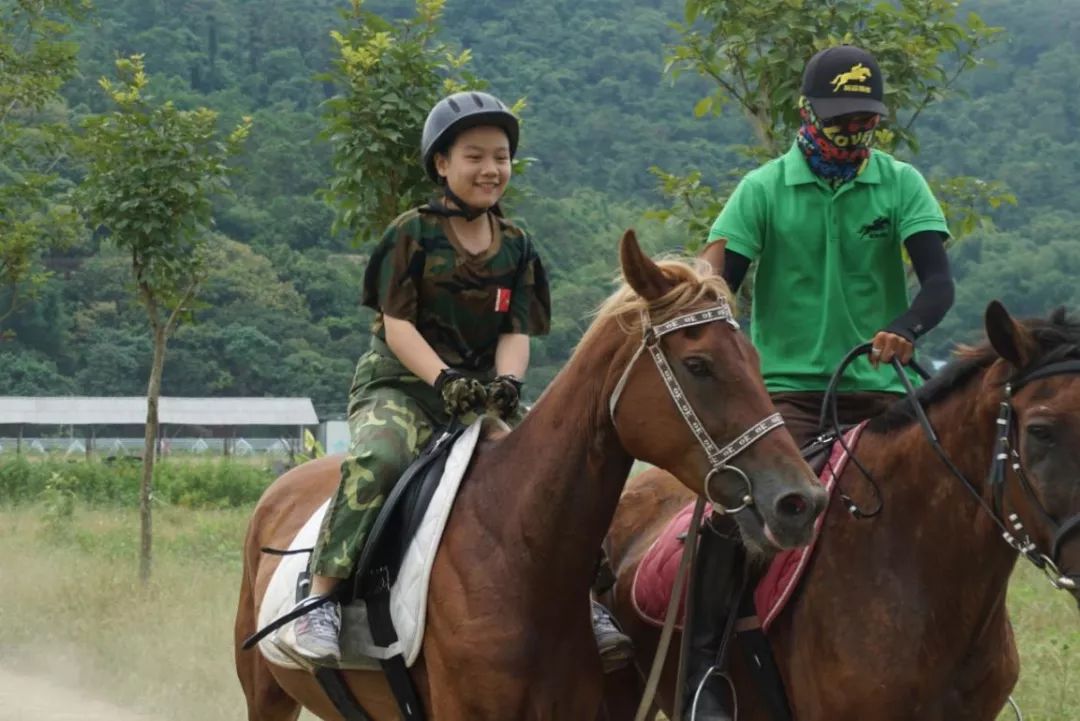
[421,91,519,184]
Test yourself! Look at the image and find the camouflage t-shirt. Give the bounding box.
[361,207,551,372]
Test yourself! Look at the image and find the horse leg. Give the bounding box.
[235,568,301,721]
[597,666,654,721]
[421,606,604,721]
[241,655,302,721]
[423,651,603,720]
[941,617,1019,721]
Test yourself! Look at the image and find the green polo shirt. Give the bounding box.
[709,143,949,393]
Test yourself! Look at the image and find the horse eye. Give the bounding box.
[1027,423,1054,443]
[683,357,712,378]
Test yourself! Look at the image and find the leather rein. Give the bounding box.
[822,344,1079,592]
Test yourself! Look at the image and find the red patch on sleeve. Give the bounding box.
[495,287,512,313]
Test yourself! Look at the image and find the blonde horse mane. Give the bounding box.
[578,256,736,351]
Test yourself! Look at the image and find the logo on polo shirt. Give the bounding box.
[830,63,873,94]
[859,216,891,240]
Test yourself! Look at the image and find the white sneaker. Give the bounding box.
[291,600,341,662]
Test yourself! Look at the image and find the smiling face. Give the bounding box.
[433,125,512,210]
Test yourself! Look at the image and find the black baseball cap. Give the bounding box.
[802,46,886,119]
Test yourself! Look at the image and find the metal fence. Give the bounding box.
[0,436,300,457]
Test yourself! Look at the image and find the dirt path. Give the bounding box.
[0,665,157,721]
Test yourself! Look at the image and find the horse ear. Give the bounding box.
[698,238,727,277]
[620,229,672,301]
[985,300,1037,369]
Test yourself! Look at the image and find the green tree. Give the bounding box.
[0,349,74,395]
[74,327,151,395]
[923,210,1080,357]
[651,0,1012,244]
[321,0,512,244]
[77,55,251,582]
[0,0,88,327]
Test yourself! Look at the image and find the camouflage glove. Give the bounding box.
[434,368,488,417]
[486,374,523,420]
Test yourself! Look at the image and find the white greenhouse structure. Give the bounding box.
[0,396,319,458]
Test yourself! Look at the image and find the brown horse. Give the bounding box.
[234,231,827,721]
[603,301,1080,721]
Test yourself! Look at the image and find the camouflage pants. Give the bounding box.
[311,342,523,579]
[310,349,451,579]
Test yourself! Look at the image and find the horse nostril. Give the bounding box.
[776,492,809,518]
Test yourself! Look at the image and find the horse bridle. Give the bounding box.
[608,302,784,514]
[826,344,1080,592]
[985,359,1080,592]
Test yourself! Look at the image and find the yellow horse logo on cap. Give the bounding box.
[830,63,872,92]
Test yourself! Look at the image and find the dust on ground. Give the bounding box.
[0,665,158,721]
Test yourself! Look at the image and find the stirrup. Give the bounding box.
[688,665,737,721]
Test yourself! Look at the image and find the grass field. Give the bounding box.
[0,504,1075,720]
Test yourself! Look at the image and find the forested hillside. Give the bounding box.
[4,0,1080,417]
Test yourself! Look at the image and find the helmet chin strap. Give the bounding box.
[424,185,492,221]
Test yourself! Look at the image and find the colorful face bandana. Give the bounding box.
[796,95,880,186]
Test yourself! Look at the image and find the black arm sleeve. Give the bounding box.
[721,249,752,293]
[883,231,954,342]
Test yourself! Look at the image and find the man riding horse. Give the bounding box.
[684,45,955,720]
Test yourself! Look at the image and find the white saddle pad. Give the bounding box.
[257,418,486,671]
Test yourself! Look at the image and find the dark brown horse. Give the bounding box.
[234,231,826,721]
[604,301,1080,721]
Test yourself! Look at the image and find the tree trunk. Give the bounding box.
[139,324,168,584]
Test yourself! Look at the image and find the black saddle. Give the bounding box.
[242,422,468,721]
[799,426,856,477]
[344,421,467,721]
[347,421,467,604]
[239,421,468,654]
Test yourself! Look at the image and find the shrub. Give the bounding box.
[0,457,275,508]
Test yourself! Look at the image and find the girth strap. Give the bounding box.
[313,668,375,721]
[368,584,426,720]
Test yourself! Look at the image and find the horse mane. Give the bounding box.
[868,307,1080,432]
[576,257,735,352]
